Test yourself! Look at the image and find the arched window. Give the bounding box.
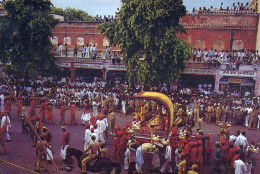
[213,39,224,51]
[76,37,84,46]
[63,36,71,45]
[194,39,205,50]
[50,36,58,45]
[232,40,243,50]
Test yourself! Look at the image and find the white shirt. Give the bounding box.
[234,134,249,147]
[234,159,247,174]
[84,129,91,144]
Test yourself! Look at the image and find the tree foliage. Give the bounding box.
[98,0,191,88]
[51,7,94,21]
[0,0,59,78]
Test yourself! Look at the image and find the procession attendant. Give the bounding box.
[206,102,213,124]
[220,140,227,159]
[231,146,240,167]
[225,141,235,173]
[81,99,91,124]
[93,123,100,142]
[215,104,222,124]
[59,102,66,124]
[178,154,187,174]
[136,143,156,173]
[124,141,138,171]
[29,97,36,115]
[17,96,23,118]
[140,102,145,123]
[187,164,199,174]
[160,142,172,173]
[39,99,46,123]
[190,142,197,165]
[84,123,91,151]
[81,135,101,173]
[109,110,115,133]
[115,129,125,163]
[70,102,77,125]
[60,126,70,160]
[35,136,48,172]
[205,134,213,166]
[121,100,126,116]
[42,126,53,162]
[4,96,11,118]
[1,112,11,142]
[46,102,55,124]
[194,100,200,122]
[197,140,203,167]
[98,116,106,143]
[92,99,99,117]
[210,141,223,173]
[0,123,7,153]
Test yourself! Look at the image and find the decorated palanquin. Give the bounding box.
[129,92,180,147]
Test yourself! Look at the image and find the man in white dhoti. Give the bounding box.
[136,143,155,173]
[84,123,91,151]
[92,100,99,117]
[1,113,11,142]
[0,94,4,112]
[121,100,126,116]
[160,144,172,173]
[98,116,106,143]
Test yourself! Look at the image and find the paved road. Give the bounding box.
[0,104,259,174]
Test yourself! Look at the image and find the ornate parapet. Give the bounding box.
[182,68,216,75]
[180,13,258,30]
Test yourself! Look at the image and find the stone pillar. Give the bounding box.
[253,70,260,96]
[102,69,108,81]
[214,69,222,92]
[70,62,76,81]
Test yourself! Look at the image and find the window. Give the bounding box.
[232,40,243,50]
[213,39,224,51]
[194,39,205,50]
[76,37,84,46]
[63,36,71,45]
[50,36,58,45]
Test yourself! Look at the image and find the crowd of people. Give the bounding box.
[0,75,259,173]
[95,14,118,22]
[191,2,253,15]
[192,48,259,69]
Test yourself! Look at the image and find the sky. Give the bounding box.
[51,0,252,16]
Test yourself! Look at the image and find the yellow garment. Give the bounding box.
[178,159,186,174]
[187,170,199,174]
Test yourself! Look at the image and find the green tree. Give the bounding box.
[98,0,191,88]
[0,0,59,78]
[51,7,94,21]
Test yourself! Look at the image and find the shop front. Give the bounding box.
[219,77,255,95]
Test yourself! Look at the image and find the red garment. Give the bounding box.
[197,145,203,165]
[231,153,240,166]
[190,146,197,164]
[113,135,121,155]
[40,102,46,120]
[60,105,66,124]
[116,134,129,163]
[206,138,213,154]
[70,104,77,124]
[225,147,235,163]
[46,105,54,124]
[171,125,178,135]
[220,145,226,158]
[17,99,23,116]
[30,100,36,114]
[61,131,68,147]
[4,99,11,112]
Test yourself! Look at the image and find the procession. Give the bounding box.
[0,75,258,173]
[0,0,260,173]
